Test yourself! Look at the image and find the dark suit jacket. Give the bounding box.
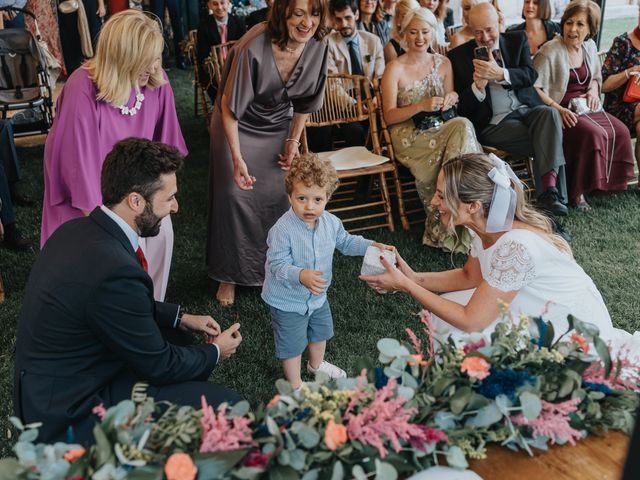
[448,31,543,133]
[14,208,219,442]
[506,19,561,50]
[245,7,269,30]
[196,14,246,66]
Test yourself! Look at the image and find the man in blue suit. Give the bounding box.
[14,138,242,444]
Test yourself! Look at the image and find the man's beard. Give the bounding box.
[135,201,163,238]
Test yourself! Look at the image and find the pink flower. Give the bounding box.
[511,399,582,445]
[92,403,107,421]
[267,395,281,408]
[407,425,448,452]
[200,396,254,453]
[243,450,272,470]
[460,357,491,380]
[463,338,487,354]
[344,377,434,458]
[582,346,640,392]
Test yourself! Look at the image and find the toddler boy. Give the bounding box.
[262,153,391,389]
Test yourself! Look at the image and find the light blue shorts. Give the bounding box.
[269,301,334,360]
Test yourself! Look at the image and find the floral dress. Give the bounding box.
[602,32,640,135]
[389,54,480,253]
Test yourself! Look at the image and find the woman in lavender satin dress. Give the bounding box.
[41,10,187,301]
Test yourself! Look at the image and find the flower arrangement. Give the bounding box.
[1,311,637,479]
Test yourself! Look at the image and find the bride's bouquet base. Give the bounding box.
[469,430,629,479]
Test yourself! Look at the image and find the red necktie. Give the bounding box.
[219,23,227,59]
[136,246,148,273]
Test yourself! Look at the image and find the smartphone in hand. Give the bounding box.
[474,46,490,61]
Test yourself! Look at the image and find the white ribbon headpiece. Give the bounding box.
[486,153,521,233]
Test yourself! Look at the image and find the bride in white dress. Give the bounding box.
[361,152,636,350]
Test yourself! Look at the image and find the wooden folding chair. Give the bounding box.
[209,41,237,87]
[301,73,399,233]
[372,77,415,231]
[482,146,536,195]
[181,29,209,123]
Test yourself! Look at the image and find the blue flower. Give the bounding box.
[375,367,389,389]
[583,381,613,394]
[475,367,535,401]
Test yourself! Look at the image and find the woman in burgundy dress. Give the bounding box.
[533,0,633,210]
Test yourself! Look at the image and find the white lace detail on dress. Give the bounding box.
[487,240,536,292]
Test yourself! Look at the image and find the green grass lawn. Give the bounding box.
[1,19,640,457]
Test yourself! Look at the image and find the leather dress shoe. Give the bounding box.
[3,228,33,251]
[552,219,572,243]
[537,187,568,217]
[11,191,35,207]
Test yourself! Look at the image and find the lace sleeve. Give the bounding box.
[486,240,536,292]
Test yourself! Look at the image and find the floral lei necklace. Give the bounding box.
[118,88,145,116]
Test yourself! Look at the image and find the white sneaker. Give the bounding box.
[307,360,346,379]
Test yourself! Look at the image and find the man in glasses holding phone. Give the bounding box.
[449,1,568,219]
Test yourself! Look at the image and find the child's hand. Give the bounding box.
[300,269,327,295]
[372,242,395,252]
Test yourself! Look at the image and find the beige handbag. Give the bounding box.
[58,0,94,58]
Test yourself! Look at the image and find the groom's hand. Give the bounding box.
[180,314,221,337]
[211,323,242,361]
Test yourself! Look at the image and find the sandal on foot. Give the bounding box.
[216,282,236,307]
[575,199,592,213]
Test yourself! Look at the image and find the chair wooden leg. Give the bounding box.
[378,172,395,232]
[194,81,199,117]
[200,89,210,129]
[391,167,410,231]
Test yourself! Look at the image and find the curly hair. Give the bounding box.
[285,153,340,198]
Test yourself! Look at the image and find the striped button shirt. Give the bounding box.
[261,208,373,315]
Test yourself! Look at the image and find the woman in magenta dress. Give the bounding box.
[42,10,187,301]
[533,0,633,210]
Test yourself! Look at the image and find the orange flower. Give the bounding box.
[324,419,348,451]
[571,333,589,353]
[460,356,491,380]
[267,394,281,408]
[410,354,427,367]
[63,447,86,463]
[165,453,197,480]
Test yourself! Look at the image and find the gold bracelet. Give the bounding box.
[285,138,301,146]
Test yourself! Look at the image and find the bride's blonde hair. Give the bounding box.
[441,153,572,255]
[85,10,165,107]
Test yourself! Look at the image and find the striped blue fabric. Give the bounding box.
[262,208,373,315]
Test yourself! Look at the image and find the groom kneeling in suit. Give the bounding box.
[14,138,242,444]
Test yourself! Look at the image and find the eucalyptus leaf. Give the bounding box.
[233,466,265,480]
[434,412,456,430]
[0,458,21,477]
[445,446,468,470]
[125,465,163,480]
[269,465,300,480]
[450,386,473,415]
[390,357,408,372]
[377,338,402,357]
[230,401,251,418]
[351,464,367,480]
[291,422,320,449]
[193,450,249,479]
[397,386,415,400]
[495,395,513,416]
[8,417,24,431]
[593,336,612,378]
[465,402,503,427]
[279,449,291,466]
[289,449,306,471]
[276,379,294,396]
[519,392,542,421]
[432,377,456,397]
[17,429,38,443]
[383,366,403,379]
[378,352,394,364]
[93,424,114,468]
[330,460,344,480]
[301,469,319,480]
[400,372,418,389]
[335,377,359,390]
[374,459,397,480]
